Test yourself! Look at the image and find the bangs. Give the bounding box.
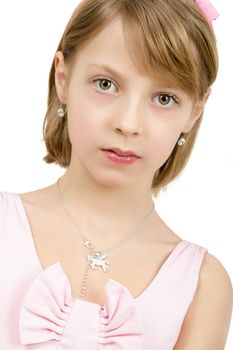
[64,0,216,100]
[119,0,207,99]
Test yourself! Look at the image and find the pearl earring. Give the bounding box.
[57,106,67,118]
[178,136,186,146]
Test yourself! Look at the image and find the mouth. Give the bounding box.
[102,148,140,158]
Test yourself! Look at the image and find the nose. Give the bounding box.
[113,97,144,136]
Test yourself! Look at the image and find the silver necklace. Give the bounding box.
[56,178,155,298]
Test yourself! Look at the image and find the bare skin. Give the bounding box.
[19,183,182,307]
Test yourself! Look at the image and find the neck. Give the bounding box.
[56,170,156,239]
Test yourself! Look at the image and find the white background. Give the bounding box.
[0,0,232,348]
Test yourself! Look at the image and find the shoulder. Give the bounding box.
[200,252,233,305]
[174,251,233,349]
[19,184,57,210]
[201,251,232,284]
[19,187,50,203]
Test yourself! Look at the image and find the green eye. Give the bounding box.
[154,93,179,108]
[93,77,117,94]
[158,95,171,105]
[99,79,112,91]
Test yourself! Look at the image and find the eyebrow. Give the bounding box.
[87,63,182,91]
[87,63,125,81]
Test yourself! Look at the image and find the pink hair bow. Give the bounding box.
[194,0,219,25]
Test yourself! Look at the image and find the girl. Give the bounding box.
[0,0,232,349]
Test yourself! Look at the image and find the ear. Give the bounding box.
[184,87,212,133]
[54,51,68,104]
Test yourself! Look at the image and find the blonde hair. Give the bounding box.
[42,0,218,195]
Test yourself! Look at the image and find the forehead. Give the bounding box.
[73,18,184,90]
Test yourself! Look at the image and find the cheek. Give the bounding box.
[67,94,102,150]
[147,127,181,168]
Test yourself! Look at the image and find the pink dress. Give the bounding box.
[0,191,208,349]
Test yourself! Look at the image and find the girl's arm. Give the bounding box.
[173,253,233,349]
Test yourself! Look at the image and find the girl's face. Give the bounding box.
[55,17,207,190]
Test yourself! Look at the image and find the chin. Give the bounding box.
[91,172,135,189]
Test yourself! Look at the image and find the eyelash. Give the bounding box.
[92,75,180,108]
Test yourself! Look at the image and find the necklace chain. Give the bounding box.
[56,177,155,298]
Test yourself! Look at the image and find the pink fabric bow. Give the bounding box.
[194,0,219,24]
[19,262,144,349]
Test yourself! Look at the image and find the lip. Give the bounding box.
[102,148,140,158]
[102,150,140,165]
